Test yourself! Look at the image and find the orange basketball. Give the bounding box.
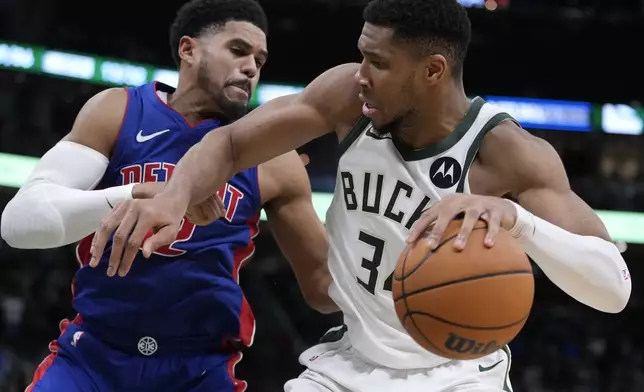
[392,219,534,360]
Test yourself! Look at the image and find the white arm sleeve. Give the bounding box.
[0,141,135,249]
[508,201,631,314]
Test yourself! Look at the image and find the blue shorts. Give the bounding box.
[26,319,246,392]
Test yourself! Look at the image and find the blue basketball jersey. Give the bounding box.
[73,82,261,354]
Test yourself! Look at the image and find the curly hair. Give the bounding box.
[363,0,471,77]
[169,0,268,67]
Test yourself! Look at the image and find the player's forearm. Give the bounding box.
[1,182,134,249]
[509,203,631,313]
[163,95,322,206]
[161,128,235,207]
[0,141,134,249]
[308,292,341,314]
[302,267,340,314]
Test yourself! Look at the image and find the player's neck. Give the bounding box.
[397,85,470,150]
[169,83,222,126]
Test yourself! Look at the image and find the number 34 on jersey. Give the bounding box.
[339,170,435,297]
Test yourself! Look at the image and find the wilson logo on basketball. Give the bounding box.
[443,333,501,356]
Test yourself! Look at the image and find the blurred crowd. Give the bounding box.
[1,0,644,390]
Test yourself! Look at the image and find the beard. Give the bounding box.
[215,92,249,122]
[196,58,249,122]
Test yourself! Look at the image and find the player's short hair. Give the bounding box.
[169,0,268,67]
[363,0,471,77]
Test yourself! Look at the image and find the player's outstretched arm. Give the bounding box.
[260,152,339,314]
[0,88,152,249]
[91,64,362,266]
[90,63,362,274]
[481,123,631,313]
[160,63,362,212]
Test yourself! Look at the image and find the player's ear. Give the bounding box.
[424,54,447,86]
[178,36,199,66]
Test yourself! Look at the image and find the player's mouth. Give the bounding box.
[227,85,249,100]
[362,102,379,117]
[226,81,251,100]
[359,93,379,117]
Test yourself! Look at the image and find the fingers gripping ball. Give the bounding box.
[392,219,534,360]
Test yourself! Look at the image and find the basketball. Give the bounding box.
[392,219,534,360]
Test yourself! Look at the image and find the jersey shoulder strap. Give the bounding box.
[455,102,518,192]
[338,115,371,156]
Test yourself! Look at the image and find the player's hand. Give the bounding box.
[183,154,308,226]
[131,182,166,199]
[185,194,226,226]
[406,194,517,250]
[89,200,132,270]
[90,193,189,277]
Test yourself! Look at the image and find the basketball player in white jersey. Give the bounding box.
[91,0,632,390]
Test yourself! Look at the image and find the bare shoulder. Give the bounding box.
[297,63,364,139]
[258,151,311,206]
[478,120,569,194]
[300,63,360,101]
[62,87,129,158]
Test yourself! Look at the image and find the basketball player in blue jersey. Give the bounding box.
[93,0,632,391]
[0,0,337,391]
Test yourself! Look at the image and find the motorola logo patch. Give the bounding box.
[429,157,462,189]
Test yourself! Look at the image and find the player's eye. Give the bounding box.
[362,55,385,70]
[370,60,384,69]
[231,47,245,57]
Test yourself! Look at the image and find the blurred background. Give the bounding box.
[1,0,643,390]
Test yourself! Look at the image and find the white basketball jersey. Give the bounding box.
[326,97,514,369]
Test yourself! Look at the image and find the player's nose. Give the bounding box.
[239,56,258,79]
[355,62,369,88]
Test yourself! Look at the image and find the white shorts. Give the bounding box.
[284,328,512,392]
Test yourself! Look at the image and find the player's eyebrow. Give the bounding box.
[360,48,385,61]
[230,38,268,61]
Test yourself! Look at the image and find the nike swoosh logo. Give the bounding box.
[136,129,170,143]
[478,359,504,372]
